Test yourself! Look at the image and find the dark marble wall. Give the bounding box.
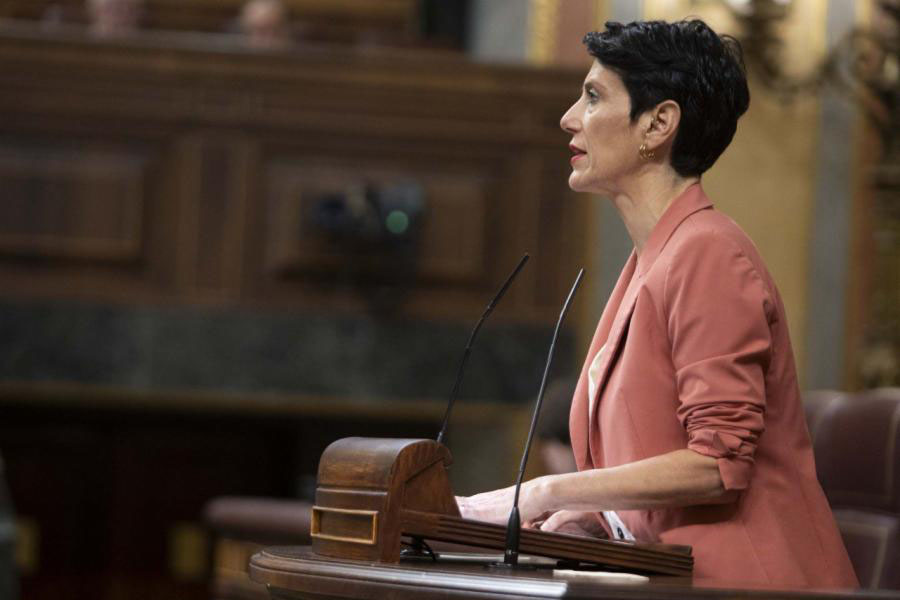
[0,299,573,405]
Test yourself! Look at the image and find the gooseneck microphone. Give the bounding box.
[494,268,585,570]
[435,253,530,445]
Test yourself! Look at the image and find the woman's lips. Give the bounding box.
[569,144,586,165]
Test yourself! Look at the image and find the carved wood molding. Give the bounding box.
[0,23,588,322]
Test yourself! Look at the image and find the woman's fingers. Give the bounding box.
[522,510,555,529]
[456,488,517,524]
[538,510,604,537]
[538,509,577,531]
[456,477,555,525]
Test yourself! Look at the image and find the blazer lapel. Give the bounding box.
[588,277,640,425]
[570,252,636,470]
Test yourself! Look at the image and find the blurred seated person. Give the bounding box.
[86,0,142,36]
[41,4,65,27]
[239,0,292,49]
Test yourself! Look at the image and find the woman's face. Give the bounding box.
[560,61,644,194]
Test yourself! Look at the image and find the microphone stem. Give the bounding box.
[496,267,584,570]
[436,253,529,445]
[437,326,481,445]
[512,269,585,508]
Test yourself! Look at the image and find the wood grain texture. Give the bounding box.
[251,545,900,600]
[311,437,691,576]
[398,510,692,576]
[312,437,458,562]
[0,146,146,262]
[0,23,588,322]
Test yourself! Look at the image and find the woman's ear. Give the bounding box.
[645,100,681,150]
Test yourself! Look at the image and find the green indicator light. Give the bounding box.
[385,210,410,235]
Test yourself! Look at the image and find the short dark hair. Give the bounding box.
[583,20,750,177]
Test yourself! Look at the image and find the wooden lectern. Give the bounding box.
[309,437,693,577]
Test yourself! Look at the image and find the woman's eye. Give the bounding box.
[586,89,599,103]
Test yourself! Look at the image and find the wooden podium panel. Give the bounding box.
[309,437,693,577]
[249,546,898,600]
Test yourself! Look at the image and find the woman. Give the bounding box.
[457,20,858,588]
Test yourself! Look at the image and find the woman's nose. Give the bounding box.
[560,104,580,133]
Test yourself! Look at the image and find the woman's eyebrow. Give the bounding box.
[584,79,606,93]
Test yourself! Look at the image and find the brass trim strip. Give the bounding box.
[310,506,378,545]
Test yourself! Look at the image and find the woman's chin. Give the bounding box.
[567,172,591,193]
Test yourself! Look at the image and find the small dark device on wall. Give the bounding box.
[313,181,425,247]
[311,180,426,312]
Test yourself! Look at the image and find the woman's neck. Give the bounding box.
[610,174,700,254]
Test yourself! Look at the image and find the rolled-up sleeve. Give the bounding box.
[664,229,774,491]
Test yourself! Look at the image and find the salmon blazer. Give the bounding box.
[569,184,857,587]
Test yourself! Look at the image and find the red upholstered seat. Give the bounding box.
[204,497,313,600]
[204,496,312,545]
[804,388,900,589]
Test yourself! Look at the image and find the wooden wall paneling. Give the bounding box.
[0,27,587,319]
[174,134,251,302]
[416,173,487,282]
[0,131,183,303]
[535,157,587,309]
[0,144,145,262]
[239,134,570,321]
[514,151,550,312]
[0,28,592,600]
[244,134,528,319]
[171,133,204,297]
[146,131,190,302]
[262,160,489,283]
[224,138,254,300]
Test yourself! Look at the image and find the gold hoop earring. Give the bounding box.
[639,143,655,161]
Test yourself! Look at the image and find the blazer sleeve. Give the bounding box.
[664,229,775,491]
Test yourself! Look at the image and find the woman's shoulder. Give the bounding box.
[636,185,781,300]
[668,206,765,266]
[658,207,779,304]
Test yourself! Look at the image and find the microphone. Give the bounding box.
[492,267,585,570]
[435,253,530,445]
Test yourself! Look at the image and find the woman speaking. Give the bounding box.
[457,19,858,588]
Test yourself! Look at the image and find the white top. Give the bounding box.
[587,345,636,542]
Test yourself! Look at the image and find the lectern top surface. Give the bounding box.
[250,546,897,600]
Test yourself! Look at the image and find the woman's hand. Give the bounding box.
[456,476,555,525]
[458,450,731,531]
[455,487,515,525]
[535,509,607,537]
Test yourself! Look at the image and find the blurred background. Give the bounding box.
[0,0,896,598]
